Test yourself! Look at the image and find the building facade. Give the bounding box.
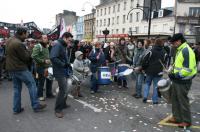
[76,16,84,40]
[84,12,95,41]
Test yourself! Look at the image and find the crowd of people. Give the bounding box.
[0,27,200,128]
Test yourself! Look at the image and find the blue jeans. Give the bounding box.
[91,72,99,92]
[135,73,144,96]
[10,70,39,112]
[143,75,161,103]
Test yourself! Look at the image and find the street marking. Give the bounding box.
[68,95,102,113]
[158,100,200,129]
[158,114,200,129]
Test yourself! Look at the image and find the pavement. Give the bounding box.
[0,74,200,132]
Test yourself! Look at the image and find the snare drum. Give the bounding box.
[97,67,111,85]
[117,64,130,79]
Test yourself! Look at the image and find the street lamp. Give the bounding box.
[102,28,109,43]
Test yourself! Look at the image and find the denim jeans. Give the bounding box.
[10,70,39,112]
[143,75,161,103]
[55,77,69,113]
[90,72,99,92]
[37,74,53,98]
[135,73,144,96]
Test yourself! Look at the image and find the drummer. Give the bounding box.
[32,35,54,101]
[115,37,129,88]
[88,42,105,94]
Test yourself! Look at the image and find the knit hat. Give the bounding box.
[75,51,83,58]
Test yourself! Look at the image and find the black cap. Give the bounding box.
[169,33,184,43]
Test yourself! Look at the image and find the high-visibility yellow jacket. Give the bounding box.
[172,42,197,80]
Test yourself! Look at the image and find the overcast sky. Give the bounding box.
[0,0,174,29]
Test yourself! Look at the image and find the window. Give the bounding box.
[144,26,148,33]
[116,29,119,34]
[118,4,120,12]
[123,15,126,24]
[189,7,200,17]
[122,28,125,33]
[101,9,103,16]
[100,19,102,27]
[135,26,139,34]
[136,12,140,22]
[124,1,127,10]
[104,8,107,15]
[108,18,110,26]
[130,0,134,9]
[129,13,133,23]
[97,10,99,17]
[113,5,116,13]
[104,19,106,26]
[96,20,98,27]
[152,25,157,33]
[117,16,119,24]
[112,17,115,25]
[108,7,111,14]
[163,24,168,32]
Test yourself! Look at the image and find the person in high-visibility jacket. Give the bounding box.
[167,33,197,128]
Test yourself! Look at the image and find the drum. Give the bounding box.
[117,64,130,79]
[97,67,111,85]
[47,67,54,80]
[157,78,172,103]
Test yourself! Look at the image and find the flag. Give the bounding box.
[59,18,66,38]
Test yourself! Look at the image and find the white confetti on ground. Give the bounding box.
[16,120,20,122]
[114,114,118,117]
[136,115,140,117]
[139,121,143,123]
[94,126,98,129]
[129,117,133,120]
[108,120,112,123]
[149,118,153,120]
[132,130,137,132]
[195,121,199,124]
[158,125,163,128]
[144,123,148,126]
[77,118,81,121]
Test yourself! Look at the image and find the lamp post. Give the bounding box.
[136,0,153,39]
[102,28,109,43]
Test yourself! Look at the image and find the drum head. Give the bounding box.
[48,67,53,75]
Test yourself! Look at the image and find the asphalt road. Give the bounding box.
[0,75,200,132]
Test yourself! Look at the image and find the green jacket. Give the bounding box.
[31,43,50,68]
[6,37,32,71]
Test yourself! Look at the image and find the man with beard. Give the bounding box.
[32,35,54,101]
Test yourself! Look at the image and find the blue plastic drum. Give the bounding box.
[118,64,129,80]
[97,67,111,85]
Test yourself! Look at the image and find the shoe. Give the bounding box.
[13,108,24,114]
[63,104,71,109]
[78,94,83,97]
[39,97,45,101]
[178,122,191,128]
[123,86,129,89]
[46,94,55,99]
[55,112,64,118]
[33,103,47,112]
[132,93,137,97]
[167,117,179,124]
[134,95,142,99]
[143,98,147,103]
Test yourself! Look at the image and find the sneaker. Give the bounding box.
[13,108,24,115]
[39,97,45,101]
[78,93,83,97]
[143,98,147,103]
[33,103,47,112]
[167,117,179,124]
[55,112,64,118]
